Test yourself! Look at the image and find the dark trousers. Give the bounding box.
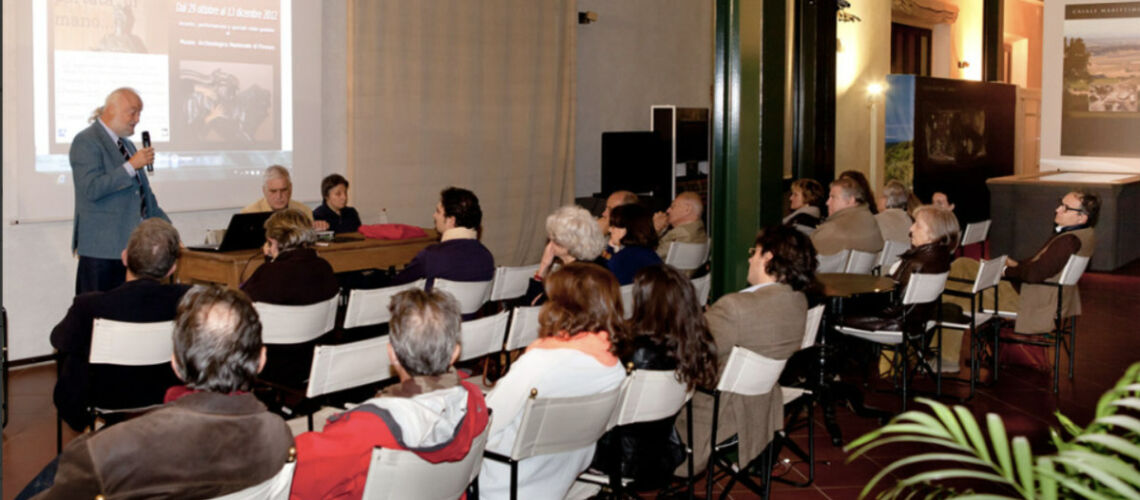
[76,256,126,295]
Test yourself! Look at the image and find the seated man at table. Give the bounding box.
[653,191,708,260]
[241,165,328,231]
[51,218,189,432]
[34,285,295,499]
[390,187,494,289]
[811,177,884,257]
[290,288,489,499]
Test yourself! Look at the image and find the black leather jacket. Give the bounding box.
[842,242,952,332]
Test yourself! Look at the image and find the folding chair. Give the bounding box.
[664,241,710,273]
[835,272,949,411]
[490,265,541,303]
[360,418,492,500]
[844,250,878,275]
[771,305,826,487]
[816,250,851,274]
[703,346,789,500]
[991,254,1090,393]
[691,274,712,307]
[300,336,395,430]
[483,387,623,500]
[875,240,910,276]
[938,255,1006,397]
[211,450,297,500]
[502,306,541,371]
[620,284,635,320]
[342,280,426,329]
[256,296,339,345]
[458,310,511,362]
[255,297,341,415]
[433,278,493,316]
[578,368,695,497]
[958,220,992,256]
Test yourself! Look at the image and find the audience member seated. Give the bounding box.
[783,178,825,229]
[839,170,878,214]
[875,180,914,243]
[241,208,339,305]
[31,286,295,499]
[481,263,627,499]
[932,191,956,212]
[526,205,608,304]
[242,165,326,230]
[51,219,189,432]
[598,190,639,235]
[676,225,815,475]
[652,191,708,260]
[607,204,664,285]
[290,288,489,499]
[945,191,1098,359]
[811,177,884,256]
[390,186,495,289]
[842,205,958,334]
[312,173,362,234]
[590,265,718,491]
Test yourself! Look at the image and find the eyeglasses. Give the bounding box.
[1058,198,1087,214]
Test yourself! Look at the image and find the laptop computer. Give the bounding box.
[188,212,272,252]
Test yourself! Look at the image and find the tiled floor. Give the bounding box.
[4,261,1138,499]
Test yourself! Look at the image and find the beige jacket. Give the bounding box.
[875,208,912,244]
[1016,227,1095,334]
[656,220,708,259]
[811,204,884,256]
[241,198,314,220]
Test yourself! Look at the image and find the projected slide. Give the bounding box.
[36,0,291,174]
[1061,1,1140,158]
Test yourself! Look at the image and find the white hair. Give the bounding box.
[263,165,292,187]
[89,87,140,123]
[546,205,606,260]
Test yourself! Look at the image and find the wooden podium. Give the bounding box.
[175,230,439,287]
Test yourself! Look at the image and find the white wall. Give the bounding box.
[2,1,348,361]
[574,0,714,198]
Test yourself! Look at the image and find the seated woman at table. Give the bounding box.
[841,205,958,333]
[525,205,608,305]
[481,263,627,500]
[783,178,825,230]
[607,203,663,285]
[676,225,816,476]
[241,208,340,386]
[312,174,362,233]
[591,264,718,491]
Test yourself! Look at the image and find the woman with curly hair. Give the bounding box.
[591,264,719,491]
[676,225,817,476]
[783,178,825,229]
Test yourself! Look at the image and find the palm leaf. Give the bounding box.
[1055,449,1140,489]
[987,413,1015,485]
[1094,414,1140,436]
[1052,455,1140,498]
[846,435,972,462]
[1076,434,1140,462]
[922,398,969,445]
[955,406,994,463]
[858,452,994,499]
[1013,437,1036,499]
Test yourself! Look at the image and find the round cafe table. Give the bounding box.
[812,273,897,446]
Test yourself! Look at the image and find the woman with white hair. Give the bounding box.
[524,205,608,304]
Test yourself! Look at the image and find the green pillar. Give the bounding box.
[710,0,788,298]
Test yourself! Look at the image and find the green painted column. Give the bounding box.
[710,0,788,298]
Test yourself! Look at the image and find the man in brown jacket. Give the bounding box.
[33,286,295,499]
[811,177,884,257]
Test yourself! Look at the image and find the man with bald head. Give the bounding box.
[70,87,168,294]
[598,190,639,235]
[654,191,708,259]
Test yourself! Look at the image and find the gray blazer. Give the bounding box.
[70,121,168,259]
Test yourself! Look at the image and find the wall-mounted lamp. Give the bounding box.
[578,11,598,25]
[957,60,971,69]
[867,82,884,97]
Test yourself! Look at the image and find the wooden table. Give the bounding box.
[175,230,439,288]
[816,273,896,298]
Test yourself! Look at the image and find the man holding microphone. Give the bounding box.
[70,87,168,294]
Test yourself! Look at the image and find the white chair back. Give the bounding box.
[360,419,490,500]
[211,461,296,500]
[664,241,710,271]
[845,250,878,274]
[1054,255,1090,286]
[877,240,910,274]
[89,319,174,366]
[715,346,787,396]
[509,387,622,460]
[960,220,992,247]
[343,280,425,329]
[611,369,691,427]
[306,336,394,399]
[620,284,635,319]
[489,265,540,302]
[458,310,510,362]
[972,255,1007,294]
[801,305,826,349]
[256,296,339,345]
[691,274,712,307]
[504,306,542,351]
[817,250,851,273]
[433,279,493,315]
[901,272,949,306]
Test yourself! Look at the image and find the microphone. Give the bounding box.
[142,131,153,173]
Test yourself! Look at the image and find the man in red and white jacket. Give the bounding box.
[290,288,489,500]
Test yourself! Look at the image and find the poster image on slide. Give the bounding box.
[1061,1,1140,158]
[175,60,276,150]
[51,2,170,55]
